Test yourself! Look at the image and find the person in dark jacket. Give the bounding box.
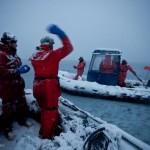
[73,57,86,80]
[0,32,31,140]
[30,24,73,139]
[118,59,137,87]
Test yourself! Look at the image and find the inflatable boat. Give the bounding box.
[58,70,150,104]
[0,89,150,149]
[58,49,150,104]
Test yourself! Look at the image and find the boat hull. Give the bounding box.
[59,70,150,104]
[0,89,150,149]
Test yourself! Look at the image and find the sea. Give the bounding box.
[22,59,150,145]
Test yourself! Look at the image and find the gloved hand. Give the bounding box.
[46,24,66,39]
[17,65,30,74]
[73,65,77,69]
[134,72,137,76]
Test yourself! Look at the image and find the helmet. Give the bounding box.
[1,32,17,44]
[40,36,54,45]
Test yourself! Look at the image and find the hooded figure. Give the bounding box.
[118,59,136,87]
[30,24,73,139]
[73,57,86,80]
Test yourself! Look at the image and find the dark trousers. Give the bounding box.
[1,97,28,130]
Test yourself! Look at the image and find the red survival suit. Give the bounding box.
[118,64,136,87]
[0,43,28,130]
[74,60,86,80]
[99,56,116,73]
[30,37,73,139]
[144,66,150,87]
[144,66,150,71]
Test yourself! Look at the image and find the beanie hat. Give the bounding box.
[40,36,54,45]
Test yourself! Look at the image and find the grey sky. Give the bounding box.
[0,0,150,63]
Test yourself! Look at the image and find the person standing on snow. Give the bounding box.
[144,65,150,87]
[0,32,31,140]
[30,24,73,139]
[118,59,137,87]
[73,57,86,80]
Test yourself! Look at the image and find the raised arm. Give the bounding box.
[46,24,73,60]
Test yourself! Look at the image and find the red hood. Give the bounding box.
[0,43,10,53]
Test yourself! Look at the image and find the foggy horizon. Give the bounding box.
[0,0,150,63]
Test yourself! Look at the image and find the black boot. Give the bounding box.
[18,119,33,128]
[4,127,15,141]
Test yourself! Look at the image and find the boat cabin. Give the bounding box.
[87,49,122,85]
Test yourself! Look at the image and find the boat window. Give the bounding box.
[89,54,120,72]
[89,54,104,71]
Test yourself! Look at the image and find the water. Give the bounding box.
[22,59,150,145]
[62,92,150,145]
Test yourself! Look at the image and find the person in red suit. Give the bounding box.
[73,57,86,80]
[0,32,31,140]
[144,65,150,87]
[99,55,116,73]
[30,24,73,139]
[118,59,137,87]
[144,66,150,70]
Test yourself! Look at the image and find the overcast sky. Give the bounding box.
[0,0,150,63]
